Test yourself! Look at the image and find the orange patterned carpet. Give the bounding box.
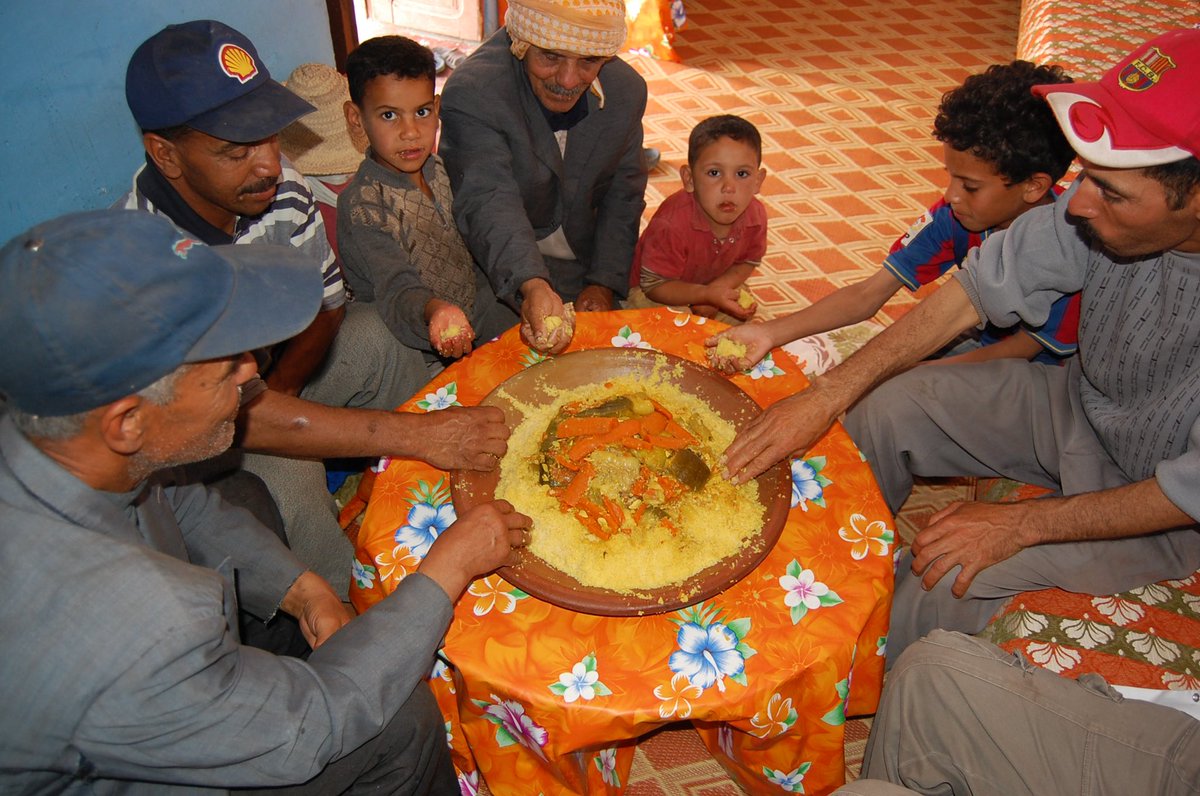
[632,0,1019,327]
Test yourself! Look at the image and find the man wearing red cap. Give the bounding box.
[727,27,1200,659]
[778,28,1200,795]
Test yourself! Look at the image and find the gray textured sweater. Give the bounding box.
[956,180,1200,521]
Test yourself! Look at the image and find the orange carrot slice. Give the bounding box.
[560,461,595,507]
[554,416,618,438]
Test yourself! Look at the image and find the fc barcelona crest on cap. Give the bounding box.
[219,43,259,84]
[1031,28,1200,168]
[1118,46,1175,92]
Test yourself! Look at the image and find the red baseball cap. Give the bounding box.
[1032,28,1200,168]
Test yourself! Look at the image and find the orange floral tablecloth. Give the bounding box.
[350,308,894,796]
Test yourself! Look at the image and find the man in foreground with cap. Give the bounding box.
[724,27,1200,665]
[119,20,503,595]
[439,0,649,354]
[0,209,531,793]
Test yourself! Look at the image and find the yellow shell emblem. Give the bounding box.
[219,44,259,84]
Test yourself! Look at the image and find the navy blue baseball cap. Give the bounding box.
[0,209,323,416]
[126,20,316,143]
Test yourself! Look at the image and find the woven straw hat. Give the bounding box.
[279,63,367,175]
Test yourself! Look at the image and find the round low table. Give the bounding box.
[351,308,894,796]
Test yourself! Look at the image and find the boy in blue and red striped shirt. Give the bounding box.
[710,60,1080,371]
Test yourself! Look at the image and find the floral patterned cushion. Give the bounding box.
[976,478,1200,690]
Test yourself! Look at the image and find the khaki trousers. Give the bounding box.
[837,631,1200,796]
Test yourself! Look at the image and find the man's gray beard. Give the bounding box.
[126,421,237,484]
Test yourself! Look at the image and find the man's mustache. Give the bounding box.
[239,177,278,196]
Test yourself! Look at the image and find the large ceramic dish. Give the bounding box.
[451,348,791,616]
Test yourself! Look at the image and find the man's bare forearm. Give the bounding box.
[237,390,419,458]
[1016,478,1195,548]
[810,278,982,418]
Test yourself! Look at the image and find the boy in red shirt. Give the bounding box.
[628,114,766,322]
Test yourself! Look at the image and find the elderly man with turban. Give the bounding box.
[440,0,649,354]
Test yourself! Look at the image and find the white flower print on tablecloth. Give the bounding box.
[417,381,462,411]
[779,560,843,625]
[549,653,612,703]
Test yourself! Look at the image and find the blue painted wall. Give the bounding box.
[0,0,334,241]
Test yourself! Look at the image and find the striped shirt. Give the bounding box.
[118,157,345,311]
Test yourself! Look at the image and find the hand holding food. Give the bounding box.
[519,279,574,354]
[429,304,475,359]
[705,323,773,373]
[701,286,756,321]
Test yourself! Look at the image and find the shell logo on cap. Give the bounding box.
[218,43,259,84]
[1119,46,1175,92]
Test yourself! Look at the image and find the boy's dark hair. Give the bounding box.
[345,36,435,106]
[1145,156,1200,211]
[688,115,762,166]
[934,60,1075,184]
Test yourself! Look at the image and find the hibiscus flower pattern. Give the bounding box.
[653,672,704,719]
[374,544,421,589]
[417,382,461,411]
[779,560,843,625]
[837,513,894,560]
[393,478,455,558]
[791,457,831,511]
[763,762,812,793]
[472,694,549,760]
[668,602,755,693]
[611,324,653,349]
[347,308,902,793]
[467,576,527,616]
[549,653,612,703]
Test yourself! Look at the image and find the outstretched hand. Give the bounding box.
[910,500,1029,597]
[417,405,509,472]
[722,386,838,484]
[705,323,774,374]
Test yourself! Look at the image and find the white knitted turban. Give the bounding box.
[506,0,628,59]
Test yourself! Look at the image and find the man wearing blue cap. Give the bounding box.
[118,20,505,595]
[0,209,531,793]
